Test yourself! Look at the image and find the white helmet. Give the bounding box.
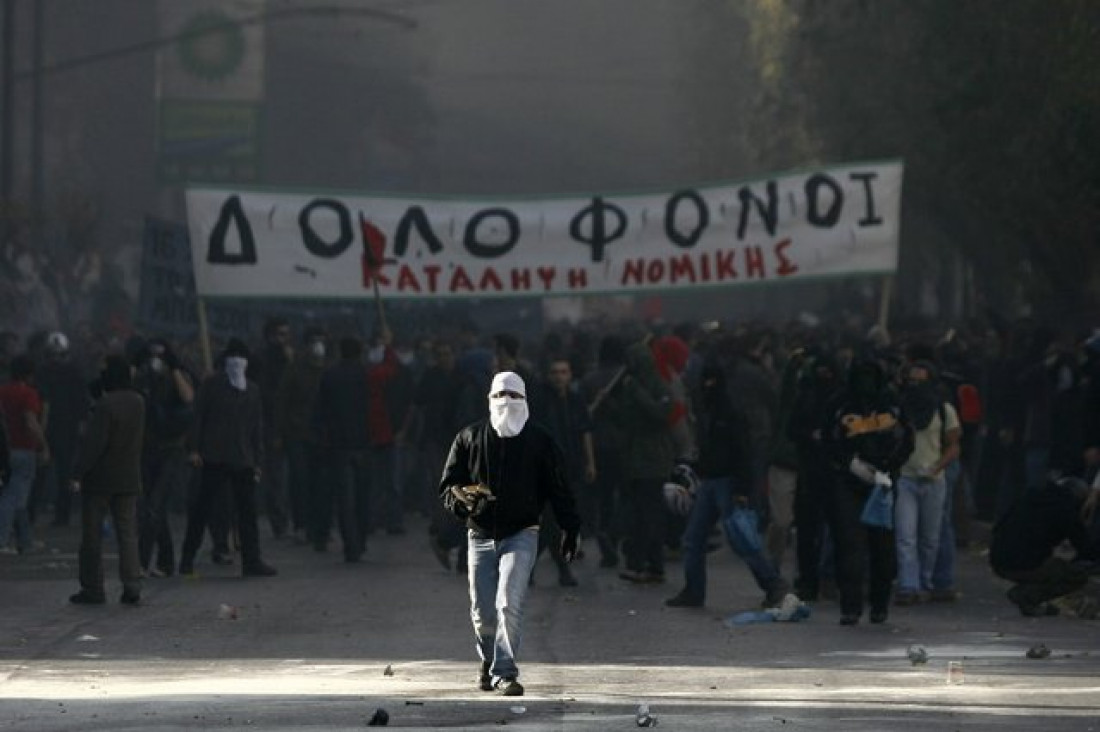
[662,463,700,516]
[46,331,70,355]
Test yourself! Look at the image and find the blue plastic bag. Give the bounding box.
[860,484,894,529]
[722,505,763,556]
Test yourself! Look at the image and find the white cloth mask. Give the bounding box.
[309,341,326,360]
[367,345,386,364]
[225,356,248,391]
[489,396,528,438]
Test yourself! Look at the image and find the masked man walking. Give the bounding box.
[439,372,580,697]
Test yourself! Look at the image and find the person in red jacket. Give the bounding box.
[0,356,49,554]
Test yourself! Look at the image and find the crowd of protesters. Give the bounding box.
[0,314,1098,620]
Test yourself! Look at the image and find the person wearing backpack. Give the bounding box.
[894,361,961,605]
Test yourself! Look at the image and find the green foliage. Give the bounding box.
[762,0,1100,320]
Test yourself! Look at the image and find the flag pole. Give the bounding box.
[877,275,895,332]
[196,297,213,375]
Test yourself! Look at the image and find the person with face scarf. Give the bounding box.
[823,356,914,625]
[133,337,195,578]
[894,361,961,605]
[179,339,276,578]
[439,371,580,698]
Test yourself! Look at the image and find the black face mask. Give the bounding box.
[850,370,881,403]
[901,381,937,430]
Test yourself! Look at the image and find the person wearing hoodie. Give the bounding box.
[602,339,675,583]
[580,335,630,569]
[766,347,804,574]
[313,337,372,561]
[132,337,195,578]
[823,357,914,625]
[666,361,790,609]
[179,339,276,578]
[990,477,1098,616]
[37,332,90,527]
[787,348,841,600]
[69,355,145,605]
[255,318,293,539]
[439,371,580,698]
[276,328,328,543]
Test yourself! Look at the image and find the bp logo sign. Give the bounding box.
[177,10,246,82]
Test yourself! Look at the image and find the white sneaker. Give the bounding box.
[770,593,804,621]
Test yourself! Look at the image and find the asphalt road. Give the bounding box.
[2,515,1098,731]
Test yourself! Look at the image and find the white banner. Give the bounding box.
[186,160,903,299]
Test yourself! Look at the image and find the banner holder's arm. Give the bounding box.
[197,297,214,375]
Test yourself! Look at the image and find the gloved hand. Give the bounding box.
[873,471,893,491]
[848,456,877,485]
[560,530,579,563]
[448,484,495,518]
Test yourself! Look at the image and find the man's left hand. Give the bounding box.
[560,530,579,563]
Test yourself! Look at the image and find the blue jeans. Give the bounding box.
[0,450,37,550]
[468,527,539,682]
[1024,446,1050,490]
[682,476,783,603]
[895,474,946,593]
[932,461,961,590]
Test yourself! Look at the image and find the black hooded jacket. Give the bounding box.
[440,420,581,541]
[991,481,1097,572]
[824,358,914,477]
[693,364,753,488]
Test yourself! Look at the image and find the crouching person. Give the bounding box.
[439,372,580,697]
[990,477,1098,617]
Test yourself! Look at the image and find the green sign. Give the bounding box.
[158,100,261,184]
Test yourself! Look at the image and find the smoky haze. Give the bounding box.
[1,0,1097,339]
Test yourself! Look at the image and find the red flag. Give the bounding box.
[360,215,387,285]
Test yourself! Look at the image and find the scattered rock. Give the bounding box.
[636,703,658,727]
[1026,644,1051,659]
[907,644,929,665]
[383,664,394,676]
[367,708,389,726]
